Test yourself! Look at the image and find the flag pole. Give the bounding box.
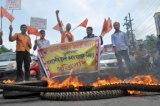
[71,25,79,32]
[10,9,14,25]
[0,6,3,30]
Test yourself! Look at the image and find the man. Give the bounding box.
[135,44,150,74]
[111,22,130,72]
[33,30,50,50]
[55,10,74,43]
[33,30,50,79]
[83,27,103,45]
[9,24,32,81]
[0,30,3,45]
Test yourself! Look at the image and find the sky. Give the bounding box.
[1,0,160,53]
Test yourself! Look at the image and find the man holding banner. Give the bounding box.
[55,10,74,43]
[9,24,32,81]
[33,30,50,78]
[33,30,50,50]
[83,27,103,45]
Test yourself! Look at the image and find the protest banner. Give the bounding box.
[30,17,47,30]
[38,38,100,78]
[5,0,21,10]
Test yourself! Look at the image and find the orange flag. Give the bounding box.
[0,7,14,22]
[53,21,63,31]
[79,18,88,28]
[27,26,40,36]
[101,18,112,36]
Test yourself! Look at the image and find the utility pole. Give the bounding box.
[123,13,136,52]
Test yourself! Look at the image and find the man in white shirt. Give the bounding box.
[33,30,50,78]
[111,22,131,73]
[33,30,50,50]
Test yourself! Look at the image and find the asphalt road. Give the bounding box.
[1,93,160,106]
[1,67,160,106]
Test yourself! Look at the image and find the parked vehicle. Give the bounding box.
[0,52,16,78]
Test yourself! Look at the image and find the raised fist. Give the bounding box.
[55,10,59,14]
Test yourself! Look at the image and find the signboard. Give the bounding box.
[38,38,100,78]
[154,12,160,36]
[30,17,47,30]
[6,0,21,10]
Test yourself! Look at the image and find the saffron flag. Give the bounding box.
[0,7,14,22]
[27,26,40,36]
[53,21,63,31]
[79,18,88,28]
[101,18,112,36]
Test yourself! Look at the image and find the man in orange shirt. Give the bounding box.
[55,10,74,43]
[9,24,32,81]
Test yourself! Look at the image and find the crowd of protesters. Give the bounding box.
[0,10,160,81]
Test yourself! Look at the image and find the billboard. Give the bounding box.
[6,0,21,10]
[30,17,47,30]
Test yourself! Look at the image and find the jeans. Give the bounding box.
[115,50,131,71]
[16,51,31,81]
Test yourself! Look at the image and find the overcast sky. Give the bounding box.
[1,0,160,53]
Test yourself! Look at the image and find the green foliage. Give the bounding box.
[0,45,11,54]
[143,34,158,54]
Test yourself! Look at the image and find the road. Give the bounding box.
[0,93,160,106]
[0,67,160,106]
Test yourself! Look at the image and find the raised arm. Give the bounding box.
[9,25,15,42]
[55,10,63,33]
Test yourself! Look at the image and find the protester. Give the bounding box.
[0,30,3,45]
[9,24,32,81]
[33,30,50,78]
[33,30,50,50]
[83,27,103,45]
[55,10,74,43]
[111,22,131,73]
[135,44,150,73]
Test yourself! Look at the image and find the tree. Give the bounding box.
[0,45,11,54]
[143,34,157,54]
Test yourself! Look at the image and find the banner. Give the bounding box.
[6,0,21,10]
[154,12,160,36]
[30,17,47,30]
[38,38,100,78]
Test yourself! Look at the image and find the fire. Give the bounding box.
[125,75,159,85]
[45,74,160,94]
[91,76,122,87]
[125,75,160,94]
[46,75,84,88]
[3,79,15,84]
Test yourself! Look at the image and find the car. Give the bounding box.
[100,52,126,71]
[100,52,117,70]
[0,52,16,78]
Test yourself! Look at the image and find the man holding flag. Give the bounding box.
[9,24,32,81]
[55,10,74,43]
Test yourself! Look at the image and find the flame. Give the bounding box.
[125,75,159,94]
[91,76,122,87]
[3,79,15,84]
[45,74,160,94]
[125,75,159,85]
[45,75,84,88]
